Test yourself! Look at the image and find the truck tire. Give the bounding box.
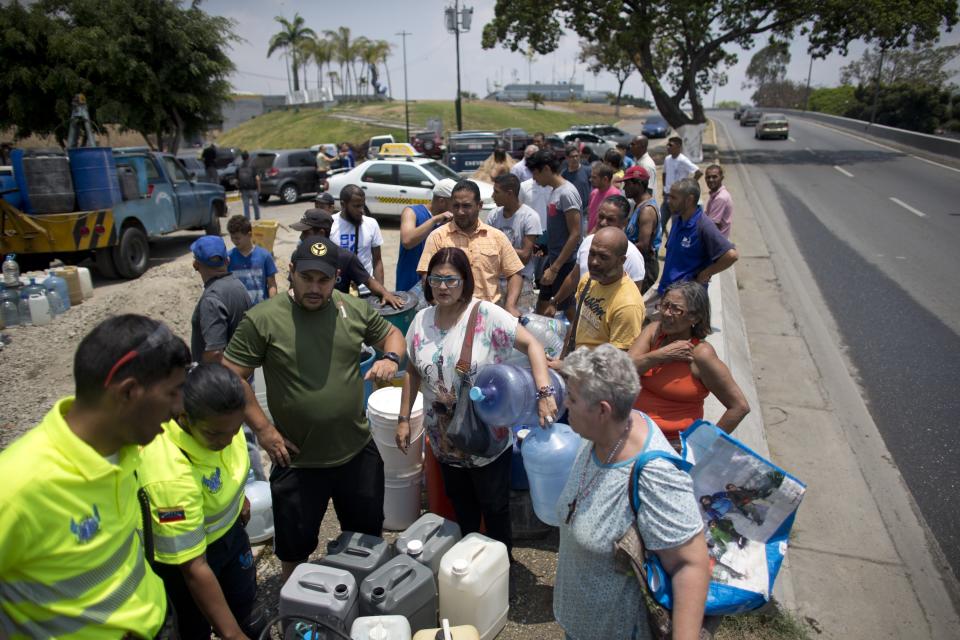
[280,183,299,204]
[205,213,221,236]
[94,249,119,279]
[112,226,150,279]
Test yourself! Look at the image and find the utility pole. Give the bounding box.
[804,55,814,111]
[445,0,473,131]
[397,30,412,142]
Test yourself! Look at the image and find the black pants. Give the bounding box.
[270,439,385,562]
[440,446,513,553]
[153,518,258,640]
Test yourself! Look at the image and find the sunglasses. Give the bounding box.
[427,275,463,289]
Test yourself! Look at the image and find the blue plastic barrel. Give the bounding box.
[0,172,22,209]
[68,147,122,211]
[360,347,377,407]
[10,149,32,213]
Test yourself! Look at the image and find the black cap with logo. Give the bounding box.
[291,236,339,277]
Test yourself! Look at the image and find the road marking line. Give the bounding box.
[789,136,797,142]
[834,165,855,178]
[889,197,927,218]
[908,154,960,174]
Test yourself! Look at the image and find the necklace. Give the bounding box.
[565,418,633,525]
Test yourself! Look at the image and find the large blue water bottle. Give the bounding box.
[468,364,565,428]
[522,422,583,526]
[43,271,71,312]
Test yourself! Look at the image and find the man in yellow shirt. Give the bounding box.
[0,315,190,639]
[565,227,646,354]
[417,179,525,315]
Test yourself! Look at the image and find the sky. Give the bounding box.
[206,0,960,105]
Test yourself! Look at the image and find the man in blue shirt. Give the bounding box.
[658,178,737,296]
[396,179,455,291]
[226,215,278,305]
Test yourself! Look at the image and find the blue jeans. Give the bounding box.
[241,189,260,221]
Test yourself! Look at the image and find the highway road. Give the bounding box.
[713,112,960,581]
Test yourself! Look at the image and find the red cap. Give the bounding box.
[623,165,650,181]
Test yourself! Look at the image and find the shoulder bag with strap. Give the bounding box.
[561,279,592,359]
[446,302,507,458]
[613,434,713,640]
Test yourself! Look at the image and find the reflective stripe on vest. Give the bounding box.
[153,524,206,555]
[204,483,244,537]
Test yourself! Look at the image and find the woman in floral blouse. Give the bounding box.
[397,247,557,551]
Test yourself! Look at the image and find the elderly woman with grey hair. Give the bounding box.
[553,344,710,640]
[630,279,750,449]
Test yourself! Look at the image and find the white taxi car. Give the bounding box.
[326,156,495,218]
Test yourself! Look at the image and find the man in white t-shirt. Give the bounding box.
[543,194,644,317]
[487,173,542,310]
[331,184,385,285]
[661,136,702,234]
[628,135,657,191]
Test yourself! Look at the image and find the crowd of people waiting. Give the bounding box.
[0,135,751,640]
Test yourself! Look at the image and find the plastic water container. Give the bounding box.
[396,513,462,576]
[320,532,394,586]
[28,293,51,326]
[68,147,122,211]
[53,266,84,305]
[518,314,567,359]
[11,149,75,214]
[468,364,565,428]
[17,294,31,325]
[2,254,19,287]
[360,347,377,407]
[437,533,509,640]
[350,616,411,640]
[383,466,423,531]
[44,288,64,317]
[411,621,480,640]
[0,170,23,209]
[521,422,583,527]
[1,285,20,327]
[244,480,274,544]
[280,564,359,639]
[360,555,437,632]
[367,387,424,474]
[77,266,94,299]
[43,271,70,313]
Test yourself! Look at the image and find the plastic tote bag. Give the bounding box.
[645,420,806,616]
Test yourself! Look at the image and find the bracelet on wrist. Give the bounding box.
[536,385,556,400]
[397,415,410,423]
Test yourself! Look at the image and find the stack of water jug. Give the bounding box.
[1,253,94,329]
[278,514,508,640]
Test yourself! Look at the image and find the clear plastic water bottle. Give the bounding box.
[45,288,64,317]
[519,314,568,359]
[2,254,19,287]
[43,271,70,312]
[468,364,566,428]
[17,292,31,325]
[1,290,19,327]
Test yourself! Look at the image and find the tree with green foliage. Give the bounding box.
[840,42,960,87]
[580,40,634,117]
[268,14,316,94]
[808,86,857,114]
[481,0,958,130]
[744,42,791,90]
[0,0,236,152]
[844,82,953,133]
[528,92,545,110]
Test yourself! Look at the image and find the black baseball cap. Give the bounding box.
[315,192,335,205]
[290,208,334,231]
[291,236,339,276]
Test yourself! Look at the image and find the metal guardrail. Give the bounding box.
[779,109,960,159]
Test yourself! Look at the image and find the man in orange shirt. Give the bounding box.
[417,180,524,316]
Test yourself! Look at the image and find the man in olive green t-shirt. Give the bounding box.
[223,236,405,584]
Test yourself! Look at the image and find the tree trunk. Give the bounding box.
[632,50,697,129]
[292,51,300,92]
[615,75,627,118]
[384,58,393,99]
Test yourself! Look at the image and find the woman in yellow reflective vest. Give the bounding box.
[138,362,263,639]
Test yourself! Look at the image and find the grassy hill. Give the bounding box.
[217,99,642,150]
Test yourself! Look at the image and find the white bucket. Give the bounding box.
[367,387,425,474]
[383,465,423,531]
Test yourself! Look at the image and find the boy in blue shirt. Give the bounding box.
[227,215,278,305]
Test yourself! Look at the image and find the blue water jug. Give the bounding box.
[43,271,71,312]
[468,364,565,428]
[522,422,583,526]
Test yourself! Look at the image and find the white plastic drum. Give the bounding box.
[383,466,424,531]
[367,387,425,474]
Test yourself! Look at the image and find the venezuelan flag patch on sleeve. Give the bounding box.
[157,507,186,523]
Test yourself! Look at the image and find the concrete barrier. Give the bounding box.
[780,109,960,159]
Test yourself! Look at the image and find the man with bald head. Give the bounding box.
[628,135,657,191]
[558,226,646,356]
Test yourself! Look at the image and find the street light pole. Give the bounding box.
[804,55,814,111]
[397,30,412,142]
[445,0,472,132]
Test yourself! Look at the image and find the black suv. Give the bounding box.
[252,149,320,204]
[445,131,502,174]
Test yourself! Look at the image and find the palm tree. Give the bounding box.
[350,36,371,97]
[307,38,334,94]
[325,27,355,98]
[267,14,317,93]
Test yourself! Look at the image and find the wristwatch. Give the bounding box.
[381,351,401,365]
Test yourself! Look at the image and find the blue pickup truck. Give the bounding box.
[0,148,227,279]
[444,131,502,175]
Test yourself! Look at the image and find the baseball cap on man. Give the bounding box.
[315,192,335,206]
[190,235,228,267]
[433,179,458,198]
[623,165,651,182]
[291,236,339,276]
[290,208,334,231]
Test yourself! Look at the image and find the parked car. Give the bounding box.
[251,149,321,204]
[410,131,444,159]
[641,115,670,138]
[552,130,615,161]
[498,128,534,160]
[570,124,633,147]
[755,113,789,140]
[366,134,396,159]
[740,109,763,126]
[445,131,502,175]
[176,155,208,182]
[326,156,494,217]
[734,104,752,120]
[218,157,243,190]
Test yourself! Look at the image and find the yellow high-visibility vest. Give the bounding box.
[0,397,167,639]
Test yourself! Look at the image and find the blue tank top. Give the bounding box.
[626,196,662,252]
[396,204,433,291]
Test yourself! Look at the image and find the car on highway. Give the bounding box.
[755,113,790,140]
[740,108,763,126]
[326,156,494,218]
[445,131,502,175]
[734,104,752,120]
[641,115,671,138]
[251,149,322,204]
[570,124,633,146]
[553,130,614,161]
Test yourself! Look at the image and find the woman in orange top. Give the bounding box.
[629,280,750,448]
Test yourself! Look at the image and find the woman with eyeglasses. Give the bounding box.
[628,280,750,450]
[396,247,557,553]
[138,362,263,639]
